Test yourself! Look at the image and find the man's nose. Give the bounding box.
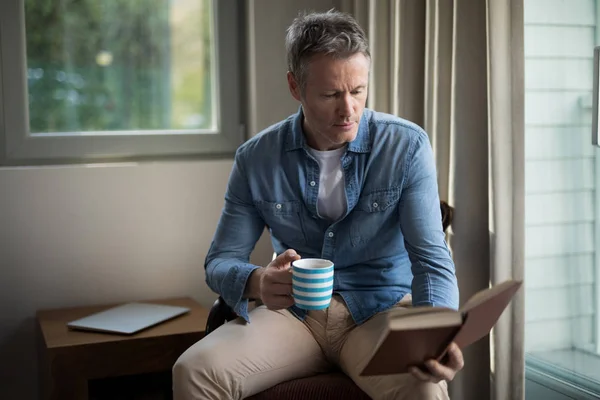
[338,94,353,118]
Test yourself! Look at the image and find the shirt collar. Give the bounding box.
[284,106,371,153]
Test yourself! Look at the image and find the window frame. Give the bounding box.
[594,2,600,356]
[526,354,600,399]
[0,0,245,166]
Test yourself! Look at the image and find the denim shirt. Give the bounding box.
[204,107,459,325]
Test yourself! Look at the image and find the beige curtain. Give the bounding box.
[342,0,526,399]
[487,0,526,398]
[432,1,493,397]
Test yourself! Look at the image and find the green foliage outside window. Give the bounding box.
[24,0,214,134]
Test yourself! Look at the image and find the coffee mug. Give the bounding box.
[291,258,334,310]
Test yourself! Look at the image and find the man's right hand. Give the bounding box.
[245,249,301,310]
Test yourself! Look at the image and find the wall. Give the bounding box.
[0,161,233,398]
[523,0,597,352]
[0,1,341,399]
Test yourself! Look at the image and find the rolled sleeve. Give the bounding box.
[206,258,261,321]
[400,130,459,310]
[204,149,266,322]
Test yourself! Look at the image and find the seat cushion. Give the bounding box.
[246,372,371,400]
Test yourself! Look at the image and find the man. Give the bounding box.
[173,9,463,400]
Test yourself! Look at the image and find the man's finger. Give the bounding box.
[268,268,293,284]
[272,249,301,268]
[445,342,465,371]
[267,282,293,296]
[265,294,295,309]
[409,366,434,382]
[424,360,452,382]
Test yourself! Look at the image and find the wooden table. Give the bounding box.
[36,297,208,400]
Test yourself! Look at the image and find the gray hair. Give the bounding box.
[285,9,370,93]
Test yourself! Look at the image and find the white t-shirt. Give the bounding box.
[307,146,347,221]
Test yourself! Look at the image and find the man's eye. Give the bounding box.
[352,91,362,95]
[323,94,337,98]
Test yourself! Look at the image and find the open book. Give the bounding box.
[359,279,522,376]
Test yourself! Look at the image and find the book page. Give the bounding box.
[386,305,454,319]
[389,311,463,330]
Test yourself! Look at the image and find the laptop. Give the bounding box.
[67,302,190,335]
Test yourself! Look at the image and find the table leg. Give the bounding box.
[40,353,89,400]
[51,377,89,400]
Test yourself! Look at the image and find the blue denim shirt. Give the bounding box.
[205,107,459,325]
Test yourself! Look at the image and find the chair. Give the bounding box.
[204,201,454,399]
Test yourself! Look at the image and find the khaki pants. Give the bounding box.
[173,295,449,400]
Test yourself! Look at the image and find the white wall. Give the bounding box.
[524,0,598,352]
[0,1,341,399]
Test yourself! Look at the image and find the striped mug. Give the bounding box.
[291,258,334,310]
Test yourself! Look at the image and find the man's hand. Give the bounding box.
[409,342,464,383]
[245,249,301,310]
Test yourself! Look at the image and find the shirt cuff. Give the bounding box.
[219,263,261,323]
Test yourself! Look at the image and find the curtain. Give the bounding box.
[342,0,526,399]
[435,0,493,397]
[487,0,526,398]
[426,1,526,398]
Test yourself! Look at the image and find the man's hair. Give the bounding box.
[285,9,370,93]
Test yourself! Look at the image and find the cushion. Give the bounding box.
[246,372,371,400]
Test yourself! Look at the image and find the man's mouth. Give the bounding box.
[333,121,356,131]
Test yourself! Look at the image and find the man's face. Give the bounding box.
[287,53,370,151]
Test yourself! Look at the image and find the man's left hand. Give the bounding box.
[409,342,464,383]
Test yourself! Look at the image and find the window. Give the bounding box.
[524,0,600,397]
[0,0,244,165]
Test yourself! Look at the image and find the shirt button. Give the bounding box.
[276,203,282,209]
[328,231,334,238]
[373,202,379,208]
[310,181,316,187]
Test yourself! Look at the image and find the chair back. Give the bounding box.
[440,200,454,232]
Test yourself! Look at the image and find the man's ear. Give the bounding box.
[287,71,302,102]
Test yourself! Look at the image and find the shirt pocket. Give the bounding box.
[255,200,307,246]
[350,187,400,247]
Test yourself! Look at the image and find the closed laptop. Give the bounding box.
[67,302,190,335]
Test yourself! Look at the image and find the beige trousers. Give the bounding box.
[173,295,449,400]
